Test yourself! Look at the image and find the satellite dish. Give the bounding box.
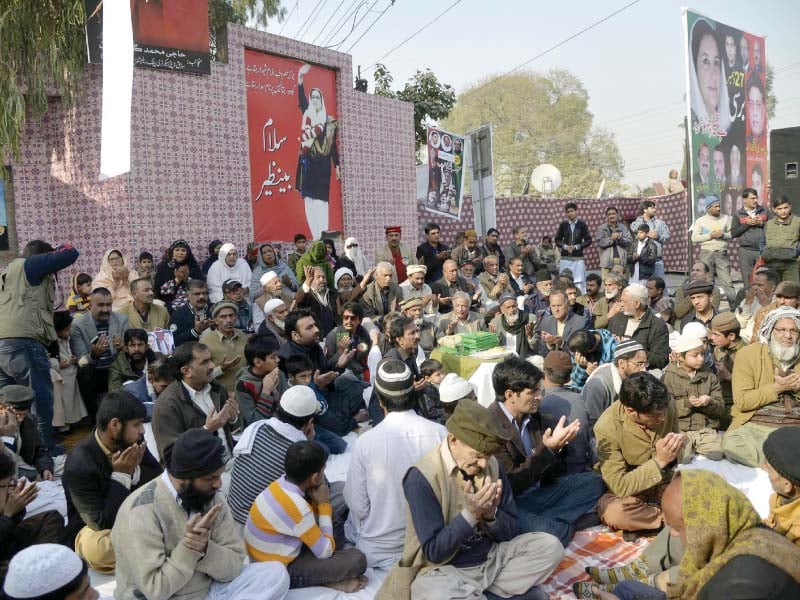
[530,164,562,195]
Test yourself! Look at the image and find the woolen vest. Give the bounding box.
[0,258,56,345]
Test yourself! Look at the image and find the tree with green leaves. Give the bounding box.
[442,70,624,198]
[372,63,456,150]
[0,0,284,163]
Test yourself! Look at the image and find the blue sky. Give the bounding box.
[264,0,800,190]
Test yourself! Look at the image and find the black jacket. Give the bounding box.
[14,415,53,477]
[608,308,670,369]
[555,219,592,258]
[168,303,212,347]
[730,206,770,250]
[62,432,161,545]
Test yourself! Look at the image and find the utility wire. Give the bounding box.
[294,0,325,38]
[322,0,365,45]
[311,0,348,43]
[345,0,395,52]
[458,0,643,101]
[328,0,379,49]
[297,0,331,40]
[279,0,300,34]
[364,0,465,71]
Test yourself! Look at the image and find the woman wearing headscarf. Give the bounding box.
[689,18,731,135]
[296,63,340,240]
[294,240,334,288]
[206,243,253,303]
[91,249,137,310]
[249,243,298,303]
[153,239,203,312]
[344,236,370,278]
[202,239,222,275]
[589,471,800,600]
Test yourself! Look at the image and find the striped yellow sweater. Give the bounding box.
[245,475,334,564]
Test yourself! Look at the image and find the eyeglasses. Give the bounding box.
[627,359,649,368]
[346,244,358,248]
[774,327,800,337]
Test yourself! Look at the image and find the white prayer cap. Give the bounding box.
[682,322,708,341]
[671,334,705,354]
[264,298,285,316]
[439,373,476,404]
[260,271,278,286]
[3,544,85,599]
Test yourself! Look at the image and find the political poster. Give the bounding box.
[683,9,767,220]
[85,0,211,74]
[244,50,342,241]
[424,126,465,220]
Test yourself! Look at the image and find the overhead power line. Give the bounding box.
[326,0,379,49]
[294,0,325,38]
[364,0,465,71]
[279,0,300,35]
[297,0,331,40]
[345,0,395,53]
[458,0,643,101]
[310,0,348,43]
[322,0,365,45]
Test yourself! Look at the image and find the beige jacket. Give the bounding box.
[111,474,245,600]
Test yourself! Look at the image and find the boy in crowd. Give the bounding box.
[66,273,93,315]
[285,354,346,455]
[707,312,743,426]
[417,358,446,423]
[662,334,725,460]
[236,334,288,427]
[136,252,154,280]
[246,441,368,592]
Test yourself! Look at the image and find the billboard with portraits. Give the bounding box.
[683,9,767,220]
[423,126,465,220]
[244,50,342,241]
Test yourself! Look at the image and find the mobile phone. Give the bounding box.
[90,334,100,345]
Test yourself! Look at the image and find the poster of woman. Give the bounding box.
[245,50,342,242]
[683,10,767,220]
[424,126,465,220]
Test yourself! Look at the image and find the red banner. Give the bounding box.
[245,50,342,241]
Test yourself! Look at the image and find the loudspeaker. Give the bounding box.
[770,127,800,207]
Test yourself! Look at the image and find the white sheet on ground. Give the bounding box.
[678,455,772,519]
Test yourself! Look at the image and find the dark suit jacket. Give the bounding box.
[488,401,560,495]
[62,432,161,545]
[15,415,53,477]
[608,308,670,370]
[152,379,242,465]
[168,303,212,347]
[536,311,588,355]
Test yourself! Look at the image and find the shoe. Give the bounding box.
[573,511,602,531]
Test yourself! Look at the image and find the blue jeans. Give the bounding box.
[516,471,606,546]
[314,426,347,455]
[0,338,55,447]
[613,580,666,600]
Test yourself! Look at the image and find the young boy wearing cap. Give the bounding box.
[236,334,288,426]
[2,544,99,600]
[708,312,743,424]
[663,334,725,460]
[113,428,290,600]
[763,427,800,547]
[438,373,477,415]
[247,441,368,592]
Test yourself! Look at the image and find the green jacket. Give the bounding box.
[662,362,725,432]
[594,400,678,498]
[0,258,56,345]
[294,241,334,288]
[764,216,800,254]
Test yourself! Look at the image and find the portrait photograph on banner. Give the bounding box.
[424,126,465,220]
[84,0,211,74]
[683,9,767,221]
[245,50,342,242]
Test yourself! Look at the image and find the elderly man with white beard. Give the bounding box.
[399,264,438,316]
[256,298,289,345]
[608,283,670,371]
[489,294,537,359]
[723,307,800,467]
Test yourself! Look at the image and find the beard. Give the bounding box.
[770,338,800,365]
[338,284,353,293]
[113,430,144,451]
[271,317,285,330]
[178,481,217,515]
[505,310,520,325]
[413,317,424,327]
[605,291,618,300]
[129,351,145,363]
